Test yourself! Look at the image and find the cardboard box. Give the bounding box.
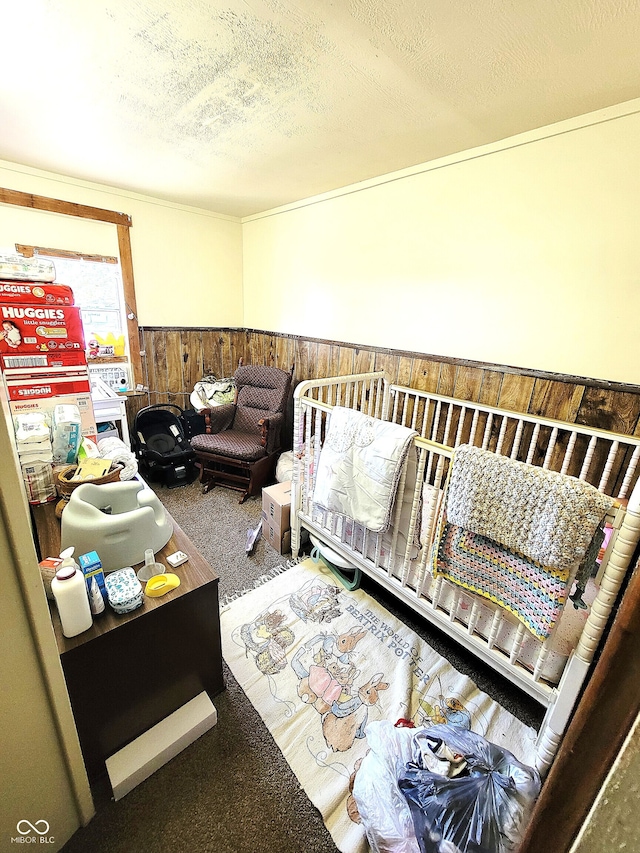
[261,517,292,555]
[78,550,107,601]
[0,281,74,305]
[7,367,97,444]
[261,480,292,530]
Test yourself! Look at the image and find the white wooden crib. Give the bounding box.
[290,371,640,775]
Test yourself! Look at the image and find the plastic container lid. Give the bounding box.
[55,566,77,581]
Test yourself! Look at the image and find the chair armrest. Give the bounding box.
[259,411,285,454]
[203,403,236,434]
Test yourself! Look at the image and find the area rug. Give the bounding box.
[220,557,538,853]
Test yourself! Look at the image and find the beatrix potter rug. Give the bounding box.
[220,557,537,853]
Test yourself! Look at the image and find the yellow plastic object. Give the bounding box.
[144,573,181,597]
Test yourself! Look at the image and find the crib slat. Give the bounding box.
[481,413,494,450]
[430,576,444,609]
[495,416,508,455]
[430,401,442,443]
[467,601,481,635]
[525,422,539,464]
[466,409,478,447]
[449,588,461,621]
[533,639,552,682]
[509,624,527,665]
[487,608,502,649]
[619,445,640,499]
[420,398,431,438]
[442,403,454,446]
[542,427,558,469]
[510,419,524,460]
[560,431,578,475]
[579,435,597,481]
[454,407,467,447]
[598,441,619,493]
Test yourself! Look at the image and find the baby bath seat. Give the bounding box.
[61,479,173,572]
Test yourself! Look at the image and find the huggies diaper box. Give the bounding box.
[0,281,74,304]
[5,364,97,444]
[0,303,86,370]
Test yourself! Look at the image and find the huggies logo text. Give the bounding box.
[2,306,65,320]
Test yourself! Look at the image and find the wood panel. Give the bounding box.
[183,330,205,394]
[437,362,457,397]
[478,370,503,407]
[374,351,401,384]
[330,344,354,377]
[165,330,183,398]
[497,372,536,413]
[410,357,440,393]
[139,327,640,440]
[529,378,585,422]
[453,365,485,403]
[352,347,376,375]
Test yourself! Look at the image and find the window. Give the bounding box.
[1,188,142,389]
[20,248,127,351]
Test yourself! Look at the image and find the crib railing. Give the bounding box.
[388,383,640,500]
[291,372,640,772]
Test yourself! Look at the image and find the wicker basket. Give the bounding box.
[54,462,124,517]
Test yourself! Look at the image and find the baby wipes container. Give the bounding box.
[105,568,143,614]
[51,547,93,638]
[52,404,82,464]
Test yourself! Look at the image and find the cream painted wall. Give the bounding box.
[242,104,640,386]
[0,160,243,328]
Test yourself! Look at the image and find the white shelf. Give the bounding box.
[92,395,130,449]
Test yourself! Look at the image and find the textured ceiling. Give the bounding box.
[1,0,640,217]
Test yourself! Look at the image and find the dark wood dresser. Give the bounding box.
[32,501,225,782]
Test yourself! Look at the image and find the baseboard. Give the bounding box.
[106,692,218,800]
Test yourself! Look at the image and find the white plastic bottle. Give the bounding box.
[51,547,93,638]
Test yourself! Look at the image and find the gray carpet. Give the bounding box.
[61,480,543,853]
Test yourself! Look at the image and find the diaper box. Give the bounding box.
[0,303,86,360]
[0,281,74,305]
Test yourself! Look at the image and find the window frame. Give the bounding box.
[0,187,143,387]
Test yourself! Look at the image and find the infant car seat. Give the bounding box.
[131,403,197,488]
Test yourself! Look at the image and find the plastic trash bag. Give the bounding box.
[352,721,421,853]
[398,725,540,853]
[353,722,539,853]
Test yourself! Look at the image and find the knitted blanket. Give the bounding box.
[432,519,571,640]
[313,407,417,533]
[445,445,614,571]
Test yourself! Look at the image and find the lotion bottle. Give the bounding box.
[51,547,93,638]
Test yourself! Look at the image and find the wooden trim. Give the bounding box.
[518,559,640,853]
[0,188,131,226]
[117,224,143,388]
[15,244,117,264]
[2,185,143,389]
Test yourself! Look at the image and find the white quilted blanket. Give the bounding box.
[445,444,614,571]
[313,407,417,533]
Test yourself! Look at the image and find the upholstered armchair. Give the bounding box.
[190,363,292,502]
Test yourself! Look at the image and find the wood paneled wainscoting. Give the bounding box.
[126,326,640,442]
